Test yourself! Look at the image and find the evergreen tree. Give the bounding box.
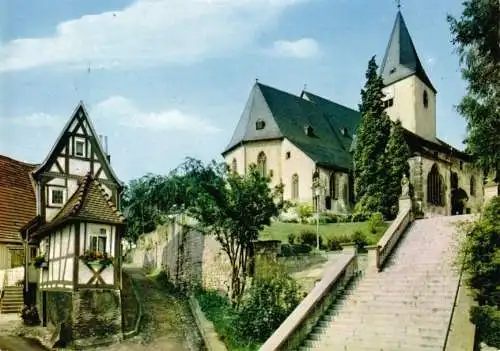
[448,0,500,189]
[353,56,392,216]
[385,120,411,218]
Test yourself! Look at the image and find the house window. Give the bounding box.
[51,189,64,205]
[304,125,314,137]
[256,120,266,130]
[427,164,444,206]
[257,152,267,177]
[286,151,291,159]
[89,228,107,253]
[384,98,394,108]
[75,140,85,157]
[470,176,476,196]
[460,161,463,170]
[291,174,299,200]
[231,158,237,173]
[423,90,429,108]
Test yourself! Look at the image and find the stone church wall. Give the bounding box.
[131,215,232,293]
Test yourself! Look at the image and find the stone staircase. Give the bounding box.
[1,285,24,314]
[301,215,470,351]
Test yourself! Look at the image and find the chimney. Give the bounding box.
[104,136,111,164]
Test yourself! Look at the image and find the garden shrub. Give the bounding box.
[327,237,343,251]
[287,233,296,245]
[458,196,500,347]
[296,203,313,223]
[368,212,385,234]
[352,230,368,251]
[470,305,500,347]
[319,212,339,223]
[235,259,302,344]
[298,230,322,248]
[278,243,312,257]
[20,305,40,326]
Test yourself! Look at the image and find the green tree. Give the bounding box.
[458,196,500,347]
[353,56,392,216]
[185,162,279,306]
[448,0,500,189]
[384,120,411,218]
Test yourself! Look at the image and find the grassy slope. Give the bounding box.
[260,221,389,245]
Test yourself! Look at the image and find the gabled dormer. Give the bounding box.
[380,11,437,142]
[32,102,123,222]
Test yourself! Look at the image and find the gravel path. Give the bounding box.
[96,267,203,351]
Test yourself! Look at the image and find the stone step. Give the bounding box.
[347,294,456,304]
[324,312,451,325]
[316,322,447,337]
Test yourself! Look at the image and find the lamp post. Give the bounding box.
[314,185,321,250]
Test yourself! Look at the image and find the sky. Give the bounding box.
[0,0,468,183]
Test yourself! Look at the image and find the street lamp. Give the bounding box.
[314,185,321,250]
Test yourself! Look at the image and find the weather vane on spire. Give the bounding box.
[396,0,401,10]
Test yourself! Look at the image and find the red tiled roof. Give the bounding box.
[33,173,125,238]
[0,155,38,243]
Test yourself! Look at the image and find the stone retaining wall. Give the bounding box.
[131,215,232,294]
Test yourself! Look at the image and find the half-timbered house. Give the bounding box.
[0,101,126,346]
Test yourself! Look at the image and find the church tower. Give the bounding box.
[380,11,437,141]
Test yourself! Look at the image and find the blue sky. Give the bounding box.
[0,0,467,183]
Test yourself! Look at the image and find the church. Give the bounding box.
[222,10,486,217]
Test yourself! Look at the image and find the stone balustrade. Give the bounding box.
[376,198,413,271]
[259,252,357,351]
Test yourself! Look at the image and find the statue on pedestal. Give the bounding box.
[401,174,410,197]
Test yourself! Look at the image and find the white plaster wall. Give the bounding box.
[100,265,114,285]
[281,138,316,203]
[68,158,90,176]
[383,75,436,141]
[78,259,93,284]
[245,139,283,188]
[224,147,245,174]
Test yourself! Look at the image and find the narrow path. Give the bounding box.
[97,266,202,351]
[0,336,49,351]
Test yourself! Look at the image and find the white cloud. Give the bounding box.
[0,0,306,72]
[0,112,64,128]
[266,38,321,58]
[92,96,221,134]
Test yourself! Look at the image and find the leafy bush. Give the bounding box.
[368,212,385,234]
[458,196,500,347]
[296,203,313,223]
[287,233,296,245]
[20,305,40,326]
[279,244,312,257]
[327,237,343,251]
[319,212,339,223]
[352,230,368,251]
[235,259,302,344]
[351,211,368,223]
[470,305,500,347]
[298,230,322,248]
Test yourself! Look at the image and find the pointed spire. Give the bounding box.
[380,11,436,93]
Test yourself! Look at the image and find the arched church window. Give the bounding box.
[291,174,299,200]
[231,158,237,173]
[470,176,476,196]
[330,173,338,200]
[423,90,429,109]
[427,164,444,206]
[257,152,267,177]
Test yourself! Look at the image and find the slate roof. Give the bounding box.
[223,83,360,171]
[0,156,38,243]
[32,173,125,238]
[380,11,436,93]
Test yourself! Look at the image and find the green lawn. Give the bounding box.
[260,221,390,245]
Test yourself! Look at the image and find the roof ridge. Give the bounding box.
[70,172,93,215]
[93,178,125,220]
[0,154,39,168]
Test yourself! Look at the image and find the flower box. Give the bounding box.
[80,250,114,268]
[32,255,48,269]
